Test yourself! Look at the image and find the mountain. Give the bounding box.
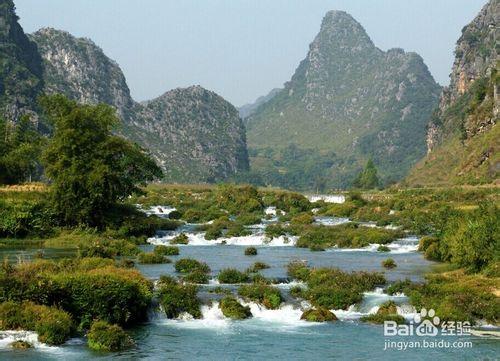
[246,11,441,190]
[407,0,499,186]
[0,0,43,125]
[29,28,249,183]
[239,88,280,119]
[130,86,249,182]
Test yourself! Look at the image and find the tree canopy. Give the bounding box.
[0,115,44,184]
[40,94,162,227]
[352,159,380,190]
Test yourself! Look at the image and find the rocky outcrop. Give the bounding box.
[130,86,249,183]
[408,0,499,186]
[246,10,441,189]
[31,28,136,123]
[0,0,43,125]
[427,0,499,152]
[30,28,249,183]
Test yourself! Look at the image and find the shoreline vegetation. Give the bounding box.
[0,182,498,351]
[0,95,497,353]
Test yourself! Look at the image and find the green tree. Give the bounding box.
[0,115,44,184]
[40,95,162,227]
[352,159,380,189]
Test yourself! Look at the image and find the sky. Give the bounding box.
[15,0,486,106]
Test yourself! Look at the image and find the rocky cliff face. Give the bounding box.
[29,28,249,183]
[426,0,499,152]
[31,28,136,123]
[246,11,441,189]
[131,86,249,182]
[408,0,498,186]
[0,0,43,125]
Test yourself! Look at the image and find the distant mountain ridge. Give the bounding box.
[246,10,441,189]
[239,88,280,119]
[0,5,249,184]
[408,0,499,186]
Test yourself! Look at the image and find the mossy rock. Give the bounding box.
[244,247,257,256]
[87,320,134,352]
[360,313,406,325]
[10,340,32,349]
[377,245,390,252]
[300,308,337,322]
[377,301,398,315]
[382,258,397,269]
[219,297,252,320]
[170,233,189,245]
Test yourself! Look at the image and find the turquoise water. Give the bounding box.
[0,218,498,360]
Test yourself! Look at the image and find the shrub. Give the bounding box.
[304,268,386,310]
[78,239,140,259]
[309,244,325,252]
[170,233,189,245]
[300,308,337,322]
[219,297,252,319]
[265,224,287,239]
[377,301,398,315]
[382,258,397,269]
[377,245,390,252]
[238,284,282,309]
[360,313,405,324]
[154,245,179,256]
[218,268,250,284]
[291,213,314,225]
[386,279,412,295]
[157,279,201,318]
[0,260,154,329]
[0,301,73,345]
[182,270,209,284]
[138,252,170,264]
[244,247,257,256]
[225,223,252,238]
[424,243,441,261]
[174,258,210,274]
[287,260,310,281]
[418,236,439,252]
[290,286,305,298]
[87,320,134,352]
[235,213,262,226]
[247,262,270,273]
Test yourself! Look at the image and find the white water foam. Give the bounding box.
[148,232,297,247]
[0,331,58,351]
[138,205,177,217]
[329,236,419,254]
[314,217,350,226]
[307,194,345,204]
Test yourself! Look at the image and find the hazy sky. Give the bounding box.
[15,0,486,106]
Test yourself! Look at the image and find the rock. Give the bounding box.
[300,308,338,322]
[219,297,252,320]
[10,340,33,349]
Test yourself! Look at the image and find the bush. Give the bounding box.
[182,270,209,284]
[377,301,398,315]
[154,245,179,256]
[386,279,412,295]
[300,308,337,322]
[265,224,287,239]
[235,213,262,226]
[0,301,73,345]
[174,258,210,274]
[287,260,310,281]
[138,252,170,264]
[377,245,390,252]
[0,260,154,329]
[291,213,314,225]
[382,258,397,269]
[247,262,270,273]
[219,297,252,319]
[218,268,250,284]
[424,243,441,261]
[244,247,257,256]
[87,320,134,352]
[157,279,201,319]
[418,236,439,252]
[238,284,282,309]
[170,233,189,245]
[304,268,386,310]
[290,286,305,298]
[360,313,405,324]
[309,244,325,252]
[78,239,140,259]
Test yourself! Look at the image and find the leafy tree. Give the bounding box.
[352,159,380,189]
[0,115,44,184]
[40,95,162,227]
